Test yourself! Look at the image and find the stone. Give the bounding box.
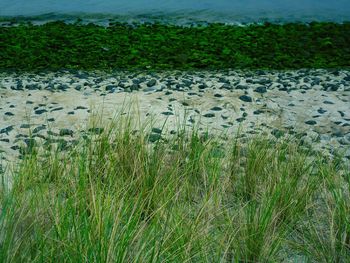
[151,128,162,134]
[148,133,161,143]
[271,129,285,138]
[59,129,74,136]
[253,110,264,115]
[239,95,252,102]
[221,83,233,90]
[75,106,88,110]
[305,120,317,125]
[161,112,174,116]
[210,106,222,111]
[323,100,334,105]
[203,113,215,118]
[147,79,157,87]
[236,85,248,90]
[51,107,64,112]
[317,108,327,114]
[254,86,267,94]
[10,145,20,150]
[130,84,140,91]
[88,128,104,134]
[35,109,48,115]
[33,125,46,133]
[105,85,116,91]
[0,126,13,134]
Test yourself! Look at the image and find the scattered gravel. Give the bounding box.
[0,68,349,162]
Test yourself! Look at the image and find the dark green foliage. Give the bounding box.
[1,21,350,71]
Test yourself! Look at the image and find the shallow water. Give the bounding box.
[1,0,350,23]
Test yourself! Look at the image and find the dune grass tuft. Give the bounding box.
[0,113,349,262]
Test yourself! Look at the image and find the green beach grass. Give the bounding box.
[0,112,349,262]
[1,21,350,71]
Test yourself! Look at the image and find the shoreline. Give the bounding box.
[1,69,349,163]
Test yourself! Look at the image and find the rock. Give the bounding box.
[105,85,116,91]
[256,79,271,85]
[47,131,59,136]
[23,138,36,148]
[10,145,20,150]
[75,106,88,110]
[210,106,222,111]
[338,138,350,145]
[148,133,161,143]
[328,84,339,91]
[253,110,264,115]
[161,112,174,116]
[130,84,140,91]
[254,86,267,94]
[147,79,157,87]
[33,125,46,133]
[57,84,69,91]
[305,120,317,125]
[239,95,252,102]
[144,86,158,92]
[317,108,327,114]
[271,129,285,138]
[323,100,334,105]
[57,139,68,151]
[25,84,40,90]
[35,109,48,115]
[343,76,350,81]
[338,111,345,117]
[220,83,233,90]
[203,113,215,118]
[151,128,162,134]
[0,126,13,134]
[88,128,104,134]
[59,129,74,136]
[198,84,207,90]
[51,107,64,112]
[278,86,289,92]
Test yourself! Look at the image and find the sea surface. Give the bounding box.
[1,0,350,24]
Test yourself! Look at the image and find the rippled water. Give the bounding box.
[1,0,350,23]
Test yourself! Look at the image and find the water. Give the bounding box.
[1,0,350,24]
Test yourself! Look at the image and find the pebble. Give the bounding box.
[203,113,215,118]
[59,129,74,136]
[254,86,267,94]
[305,120,317,125]
[239,95,252,102]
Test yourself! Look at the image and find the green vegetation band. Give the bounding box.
[1,21,350,71]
